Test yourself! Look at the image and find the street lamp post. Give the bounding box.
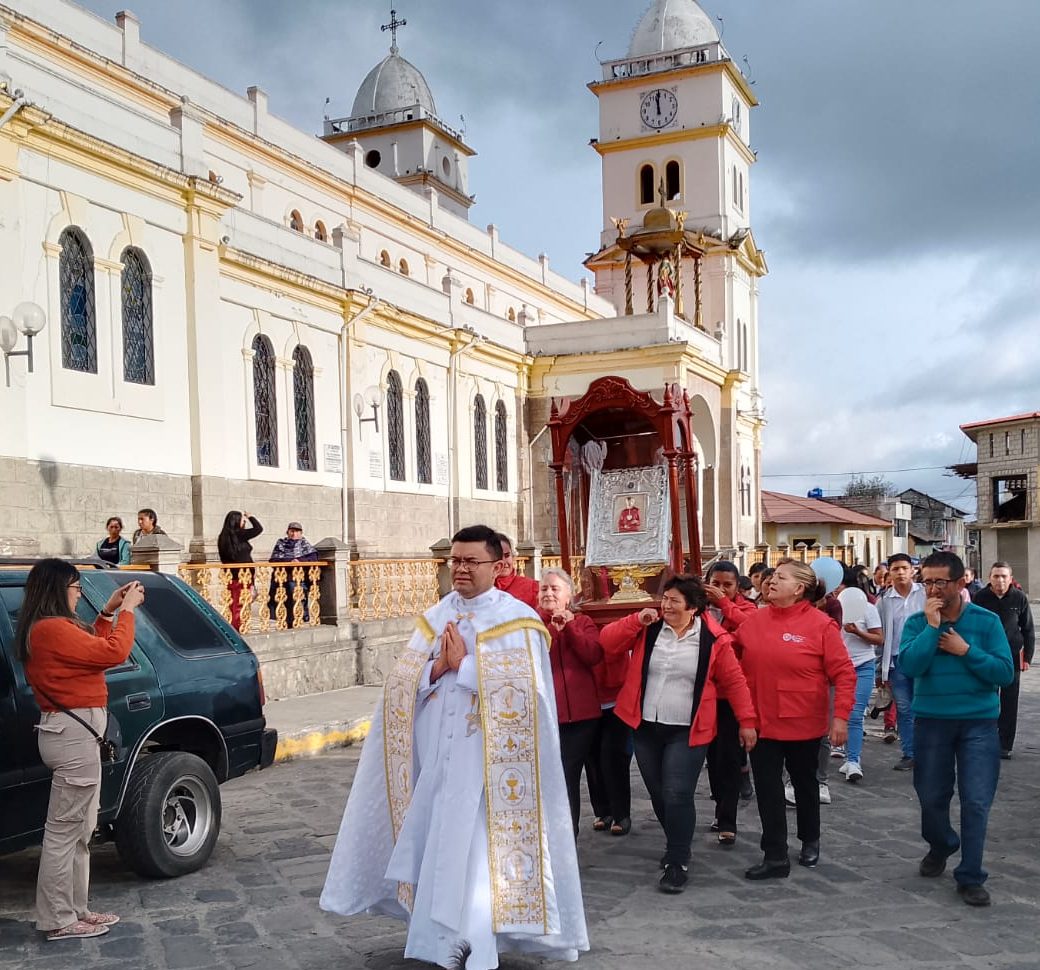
[0,302,47,387]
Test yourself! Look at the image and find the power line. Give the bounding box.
[763,464,953,478]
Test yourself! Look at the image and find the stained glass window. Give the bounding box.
[252,335,278,466]
[387,370,405,481]
[415,378,431,484]
[59,228,97,373]
[474,394,488,490]
[120,247,154,385]
[495,401,508,492]
[293,345,316,471]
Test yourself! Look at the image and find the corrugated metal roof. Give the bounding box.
[762,491,894,528]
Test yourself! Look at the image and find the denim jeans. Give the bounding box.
[890,653,915,758]
[845,661,876,765]
[633,722,707,866]
[913,717,1000,887]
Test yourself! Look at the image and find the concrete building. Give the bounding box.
[823,494,912,557]
[896,488,968,561]
[0,0,764,563]
[762,491,892,567]
[956,411,1040,595]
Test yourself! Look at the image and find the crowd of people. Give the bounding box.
[318,527,1029,969]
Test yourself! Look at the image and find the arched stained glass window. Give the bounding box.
[59,227,97,373]
[387,370,405,481]
[415,379,432,484]
[494,401,508,492]
[252,335,278,466]
[121,247,154,385]
[474,394,488,490]
[293,345,316,471]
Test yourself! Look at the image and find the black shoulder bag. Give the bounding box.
[37,687,121,763]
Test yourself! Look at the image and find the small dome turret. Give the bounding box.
[350,51,437,119]
[628,0,719,57]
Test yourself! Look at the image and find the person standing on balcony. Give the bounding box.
[493,533,539,609]
[94,517,130,566]
[269,522,318,628]
[321,525,588,969]
[217,511,263,631]
[971,561,1034,759]
[131,508,166,544]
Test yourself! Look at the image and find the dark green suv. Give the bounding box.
[0,564,277,878]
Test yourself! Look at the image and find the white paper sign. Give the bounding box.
[323,444,343,473]
[369,450,383,478]
[435,453,449,486]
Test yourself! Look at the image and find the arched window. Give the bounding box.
[314,221,328,242]
[290,210,304,232]
[59,227,97,373]
[120,247,154,385]
[379,249,391,267]
[387,370,405,481]
[665,160,681,200]
[464,288,475,305]
[474,394,488,490]
[506,307,516,323]
[415,378,432,484]
[639,164,655,205]
[494,401,508,492]
[252,335,278,466]
[399,258,410,276]
[292,345,316,471]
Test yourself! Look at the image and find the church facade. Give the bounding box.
[0,0,765,567]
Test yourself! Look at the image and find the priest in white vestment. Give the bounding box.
[320,525,589,969]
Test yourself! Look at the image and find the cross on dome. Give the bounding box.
[381,7,407,54]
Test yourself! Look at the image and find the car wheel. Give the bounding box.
[114,751,222,878]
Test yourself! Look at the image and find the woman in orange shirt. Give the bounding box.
[15,560,144,941]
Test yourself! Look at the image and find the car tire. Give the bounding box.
[114,751,222,878]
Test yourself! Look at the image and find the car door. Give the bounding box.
[0,594,27,847]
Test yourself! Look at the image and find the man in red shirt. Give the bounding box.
[617,496,642,533]
[493,533,539,609]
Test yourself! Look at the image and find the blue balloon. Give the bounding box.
[811,557,844,595]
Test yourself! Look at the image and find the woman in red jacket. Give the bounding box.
[732,558,855,879]
[601,575,757,894]
[538,567,603,837]
[15,560,144,941]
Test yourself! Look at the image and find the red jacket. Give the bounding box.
[592,647,630,706]
[26,615,135,710]
[732,599,856,741]
[715,594,758,632]
[496,573,540,610]
[542,611,603,724]
[600,611,756,747]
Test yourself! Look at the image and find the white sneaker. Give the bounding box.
[818,783,832,804]
[838,761,850,776]
[784,783,796,806]
[845,761,863,783]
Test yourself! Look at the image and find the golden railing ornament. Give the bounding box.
[606,563,663,603]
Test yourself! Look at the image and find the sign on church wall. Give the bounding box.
[324,444,343,473]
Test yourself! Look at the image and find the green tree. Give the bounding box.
[844,474,894,499]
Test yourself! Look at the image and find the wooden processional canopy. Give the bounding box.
[546,375,702,582]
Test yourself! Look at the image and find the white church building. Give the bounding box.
[0,0,766,567]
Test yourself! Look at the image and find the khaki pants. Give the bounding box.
[34,708,104,931]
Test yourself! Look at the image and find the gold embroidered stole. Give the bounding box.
[476,620,550,934]
[382,620,433,911]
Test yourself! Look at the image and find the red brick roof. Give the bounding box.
[961,411,1040,437]
[762,491,893,528]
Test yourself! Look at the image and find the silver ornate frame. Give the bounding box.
[585,465,670,566]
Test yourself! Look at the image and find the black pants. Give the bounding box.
[706,701,742,832]
[750,738,820,861]
[999,667,1021,752]
[559,719,600,835]
[633,721,708,866]
[585,708,633,823]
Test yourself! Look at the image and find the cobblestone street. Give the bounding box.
[2,680,1039,970]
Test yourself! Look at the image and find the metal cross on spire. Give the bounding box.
[381,7,407,53]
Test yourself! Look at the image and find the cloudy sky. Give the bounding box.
[74,0,1040,515]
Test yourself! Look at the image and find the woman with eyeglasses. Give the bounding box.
[537,567,604,836]
[732,558,855,879]
[14,560,144,941]
[600,575,757,894]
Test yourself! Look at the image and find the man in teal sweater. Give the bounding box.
[900,551,1014,907]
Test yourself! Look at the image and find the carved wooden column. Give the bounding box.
[666,454,683,573]
[646,260,654,314]
[683,451,701,576]
[624,250,633,315]
[551,462,571,572]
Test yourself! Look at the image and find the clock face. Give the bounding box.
[639,89,678,130]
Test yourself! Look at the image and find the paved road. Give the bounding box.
[2,680,1039,970]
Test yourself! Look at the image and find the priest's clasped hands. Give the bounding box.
[431,621,468,681]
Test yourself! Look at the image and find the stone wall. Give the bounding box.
[0,456,193,557]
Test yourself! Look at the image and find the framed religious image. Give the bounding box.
[585,465,670,566]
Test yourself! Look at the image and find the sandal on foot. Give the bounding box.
[592,816,612,832]
[47,920,110,941]
[718,832,737,846]
[610,817,631,836]
[81,912,120,927]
